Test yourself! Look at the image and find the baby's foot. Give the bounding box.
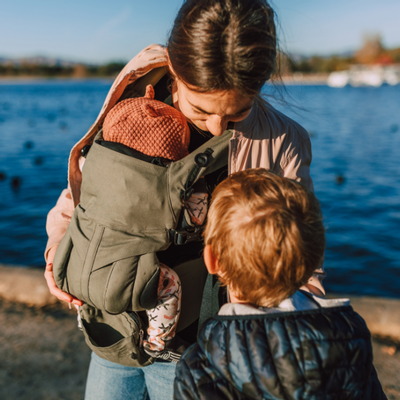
[144,336,190,363]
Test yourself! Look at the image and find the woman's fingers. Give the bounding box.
[44,263,84,306]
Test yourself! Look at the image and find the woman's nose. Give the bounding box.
[206,115,227,136]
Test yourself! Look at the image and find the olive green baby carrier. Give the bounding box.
[53,128,231,367]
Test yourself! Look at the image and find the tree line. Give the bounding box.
[277,36,400,75]
[2,36,399,78]
[0,62,126,78]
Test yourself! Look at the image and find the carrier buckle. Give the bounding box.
[170,226,204,245]
[81,144,91,158]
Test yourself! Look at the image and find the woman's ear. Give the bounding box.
[203,244,220,275]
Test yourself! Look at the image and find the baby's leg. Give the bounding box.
[144,264,181,355]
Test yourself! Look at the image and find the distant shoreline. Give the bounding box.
[0,76,115,84]
[280,73,329,85]
[0,74,330,85]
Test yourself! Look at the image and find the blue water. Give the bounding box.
[0,80,399,298]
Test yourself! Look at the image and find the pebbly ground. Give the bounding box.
[0,299,399,400]
[0,300,90,400]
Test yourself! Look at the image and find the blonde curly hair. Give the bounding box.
[204,169,325,307]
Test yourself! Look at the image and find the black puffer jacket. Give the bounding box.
[174,305,386,400]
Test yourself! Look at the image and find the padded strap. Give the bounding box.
[198,274,221,335]
[299,289,322,308]
[181,148,214,200]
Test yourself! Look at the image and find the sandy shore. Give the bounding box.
[0,265,399,399]
[0,300,90,400]
[1,299,399,400]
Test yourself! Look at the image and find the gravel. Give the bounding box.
[0,300,399,400]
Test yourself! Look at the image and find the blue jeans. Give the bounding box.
[85,352,177,400]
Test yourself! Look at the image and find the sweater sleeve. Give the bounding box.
[44,188,74,262]
[281,135,314,192]
[282,133,326,293]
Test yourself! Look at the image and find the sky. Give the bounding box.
[0,0,399,63]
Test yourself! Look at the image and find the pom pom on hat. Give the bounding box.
[103,85,190,161]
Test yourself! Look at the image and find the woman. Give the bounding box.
[44,1,325,399]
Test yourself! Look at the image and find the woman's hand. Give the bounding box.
[44,245,83,306]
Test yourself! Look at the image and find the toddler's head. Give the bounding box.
[204,169,325,307]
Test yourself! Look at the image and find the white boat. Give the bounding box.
[383,67,400,86]
[327,65,400,88]
[327,71,349,88]
[350,68,383,87]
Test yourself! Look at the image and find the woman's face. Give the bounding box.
[172,79,254,136]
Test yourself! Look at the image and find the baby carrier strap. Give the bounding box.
[198,274,223,332]
[298,289,323,308]
[52,127,232,367]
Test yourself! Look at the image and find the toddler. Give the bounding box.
[174,169,386,399]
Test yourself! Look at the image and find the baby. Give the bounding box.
[102,84,207,360]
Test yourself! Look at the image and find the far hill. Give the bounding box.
[0,56,127,78]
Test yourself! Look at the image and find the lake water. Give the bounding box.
[0,80,399,298]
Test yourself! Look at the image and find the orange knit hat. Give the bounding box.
[103,85,190,161]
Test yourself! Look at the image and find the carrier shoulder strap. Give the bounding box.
[197,274,226,335]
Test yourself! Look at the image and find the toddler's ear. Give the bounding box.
[203,245,220,275]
